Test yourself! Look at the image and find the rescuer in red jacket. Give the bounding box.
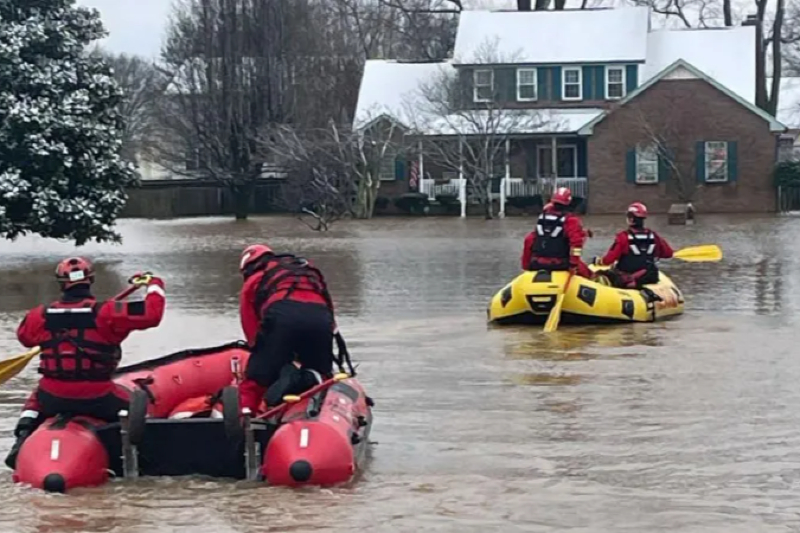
[4,257,166,469]
[521,187,593,279]
[238,245,338,413]
[595,202,674,288]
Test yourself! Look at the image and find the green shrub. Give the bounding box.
[774,161,800,188]
[393,193,430,214]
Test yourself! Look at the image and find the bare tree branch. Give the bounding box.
[260,116,400,227]
[404,38,557,219]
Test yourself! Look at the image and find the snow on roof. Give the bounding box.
[642,26,756,103]
[774,77,800,129]
[416,108,604,137]
[452,7,650,65]
[353,60,454,130]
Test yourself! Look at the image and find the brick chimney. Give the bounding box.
[742,14,758,26]
[518,0,532,10]
[742,13,765,108]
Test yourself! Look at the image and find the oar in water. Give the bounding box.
[0,279,150,386]
[543,271,573,334]
[671,244,722,262]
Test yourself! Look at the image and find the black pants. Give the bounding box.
[246,300,334,392]
[37,388,131,423]
[529,259,569,271]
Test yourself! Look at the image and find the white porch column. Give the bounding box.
[417,139,425,195]
[550,136,558,193]
[500,138,510,219]
[459,138,466,218]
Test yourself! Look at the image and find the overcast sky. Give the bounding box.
[77,0,172,58]
[75,0,752,59]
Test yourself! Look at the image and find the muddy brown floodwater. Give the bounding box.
[0,214,798,532]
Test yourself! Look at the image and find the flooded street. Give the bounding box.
[1,214,800,532]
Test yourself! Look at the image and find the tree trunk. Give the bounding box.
[355,171,380,219]
[232,181,254,220]
[768,0,785,115]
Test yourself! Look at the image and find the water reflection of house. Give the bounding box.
[354,6,786,215]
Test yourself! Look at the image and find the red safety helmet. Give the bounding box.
[55,257,94,289]
[627,202,648,219]
[551,187,572,206]
[239,244,272,274]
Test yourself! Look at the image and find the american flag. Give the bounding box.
[409,160,420,191]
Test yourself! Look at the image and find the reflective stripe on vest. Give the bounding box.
[627,231,656,256]
[536,214,565,237]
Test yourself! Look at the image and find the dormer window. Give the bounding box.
[606,66,626,99]
[473,69,493,102]
[562,67,582,101]
[516,68,537,101]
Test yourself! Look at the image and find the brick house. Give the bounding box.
[353,6,787,214]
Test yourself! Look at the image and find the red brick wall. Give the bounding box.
[587,77,779,213]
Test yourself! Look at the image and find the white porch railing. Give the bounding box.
[504,177,588,199]
[418,176,588,218]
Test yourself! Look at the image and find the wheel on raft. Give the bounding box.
[221,386,244,442]
[128,388,149,445]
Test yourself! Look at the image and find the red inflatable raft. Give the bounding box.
[12,342,251,492]
[10,341,373,492]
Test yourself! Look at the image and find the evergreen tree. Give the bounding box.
[0,0,136,245]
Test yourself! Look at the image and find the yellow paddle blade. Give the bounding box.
[673,245,722,262]
[0,347,41,385]
[543,293,566,333]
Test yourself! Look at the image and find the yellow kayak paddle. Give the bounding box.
[0,347,41,385]
[672,244,722,263]
[544,271,573,333]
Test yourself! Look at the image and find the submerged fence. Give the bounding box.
[121,179,284,218]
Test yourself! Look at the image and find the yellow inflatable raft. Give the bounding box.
[487,266,684,326]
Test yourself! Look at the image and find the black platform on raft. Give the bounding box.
[113,340,249,376]
[95,419,274,479]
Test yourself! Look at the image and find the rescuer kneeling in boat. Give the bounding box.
[594,202,674,288]
[4,257,166,469]
[238,245,338,414]
[521,187,593,279]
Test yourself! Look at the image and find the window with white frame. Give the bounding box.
[473,69,493,102]
[606,66,625,99]
[516,68,537,101]
[379,149,397,181]
[704,141,728,182]
[636,144,659,184]
[562,67,582,100]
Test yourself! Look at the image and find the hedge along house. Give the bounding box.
[352,6,787,215]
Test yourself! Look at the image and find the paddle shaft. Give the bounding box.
[256,374,342,420]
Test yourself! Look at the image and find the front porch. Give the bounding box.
[415,136,589,216]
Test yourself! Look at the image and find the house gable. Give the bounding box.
[578,59,786,135]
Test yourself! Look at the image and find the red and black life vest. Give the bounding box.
[530,212,570,267]
[253,254,332,316]
[616,230,657,274]
[38,299,122,381]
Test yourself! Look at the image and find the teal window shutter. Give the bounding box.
[594,66,604,100]
[625,65,638,94]
[551,66,562,100]
[582,66,593,100]
[695,141,706,183]
[727,141,738,182]
[657,147,672,183]
[537,67,548,100]
[626,149,636,183]
[394,156,406,180]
